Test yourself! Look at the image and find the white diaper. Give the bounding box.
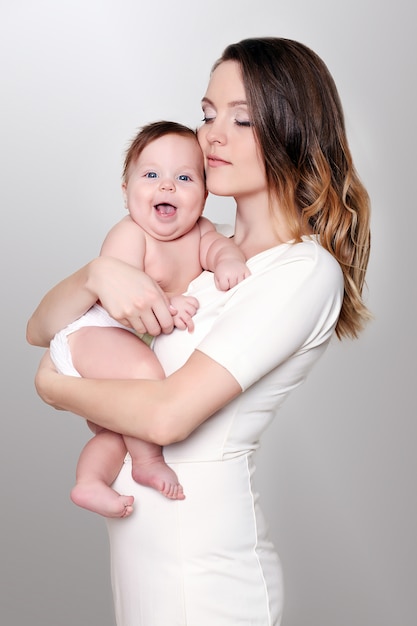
[50,304,130,376]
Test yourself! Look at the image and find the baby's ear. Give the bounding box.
[121,182,128,208]
[200,190,208,215]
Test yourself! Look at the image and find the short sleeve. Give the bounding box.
[196,240,344,391]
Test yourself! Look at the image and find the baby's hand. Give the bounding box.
[169,295,200,332]
[214,259,251,291]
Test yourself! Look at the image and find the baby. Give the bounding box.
[50,120,250,517]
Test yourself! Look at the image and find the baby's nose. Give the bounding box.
[159,178,175,191]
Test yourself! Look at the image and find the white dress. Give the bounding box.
[106,237,344,626]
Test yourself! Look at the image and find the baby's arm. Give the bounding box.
[198,217,251,290]
[100,215,146,268]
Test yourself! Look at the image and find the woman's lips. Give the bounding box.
[207,155,231,167]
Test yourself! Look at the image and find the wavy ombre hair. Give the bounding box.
[215,38,371,339]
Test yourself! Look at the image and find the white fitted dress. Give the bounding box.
[106,237,344,626]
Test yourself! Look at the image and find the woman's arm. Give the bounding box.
[26,260,100,347]
[35,349,242,445]
[26,256,175,347]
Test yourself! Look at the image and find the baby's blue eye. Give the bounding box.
[178,174,191,181]
[145,171,158,178]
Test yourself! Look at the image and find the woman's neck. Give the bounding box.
[233,195,294,259]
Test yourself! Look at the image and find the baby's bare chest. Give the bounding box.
[144,233,203,295]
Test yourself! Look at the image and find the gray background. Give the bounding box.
[1,1,415,625]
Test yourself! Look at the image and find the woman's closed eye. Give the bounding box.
[235,119,253,127]
[201,103,216,124]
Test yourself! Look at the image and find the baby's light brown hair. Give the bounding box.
[123,120,201,184]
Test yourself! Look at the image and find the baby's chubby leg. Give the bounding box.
[69,325,185,501]
[124,435,185,500]
[71,430,134,518]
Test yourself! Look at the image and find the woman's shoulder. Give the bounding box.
[251,235,340,271]
[245,236,344,299]
[290,236,342,272]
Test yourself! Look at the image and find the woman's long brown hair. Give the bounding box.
[215,38,371,339]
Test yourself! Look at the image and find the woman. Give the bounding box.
[28,38,371,626]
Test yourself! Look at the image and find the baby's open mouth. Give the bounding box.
[154,203,177,217]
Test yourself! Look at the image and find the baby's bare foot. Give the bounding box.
[71,482,134,518]
[131,457,185,500]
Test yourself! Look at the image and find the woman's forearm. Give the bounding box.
[26,260,99,347]
[42,374,176,443]
[35,349,242,445]
[27,256,177,348]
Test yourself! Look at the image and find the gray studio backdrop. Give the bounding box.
[1,1,415,625]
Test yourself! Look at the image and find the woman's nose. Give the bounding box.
[205,120,226,146]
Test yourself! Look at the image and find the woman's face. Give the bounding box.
[198,60,267,201]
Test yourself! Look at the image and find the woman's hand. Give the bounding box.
[90,257,175,336]
[27,256,177,346]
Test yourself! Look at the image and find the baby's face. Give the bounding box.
[122,134,207,241]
